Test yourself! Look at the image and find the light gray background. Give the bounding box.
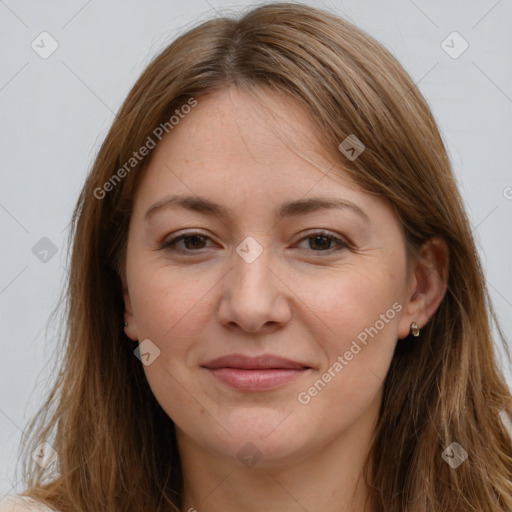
[1,0,511,500]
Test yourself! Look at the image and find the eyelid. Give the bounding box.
[297,229,350,245]
[159,229,214,250]
[159,229,351,254]
[293,229,350,253]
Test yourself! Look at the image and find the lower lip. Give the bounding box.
[204,368,308,391]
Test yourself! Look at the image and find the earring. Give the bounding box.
[410,321,420,337]
[124,322,128,327]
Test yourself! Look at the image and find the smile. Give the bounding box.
[201,353,312,391]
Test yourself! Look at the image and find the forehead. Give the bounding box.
[135,88,363,200]
[130,86,394,230]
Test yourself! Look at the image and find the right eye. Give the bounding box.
[159,232,215,253]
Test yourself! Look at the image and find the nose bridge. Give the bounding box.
[218,234,290,332]
[232,234,274,294]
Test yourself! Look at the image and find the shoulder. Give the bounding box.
[0,496,57,512]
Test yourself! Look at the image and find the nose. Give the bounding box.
[217,242,292,334]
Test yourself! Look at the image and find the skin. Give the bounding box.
[122,86,449,512]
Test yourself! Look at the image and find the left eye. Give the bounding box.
[160,231,348,254]
[296,232,348,252]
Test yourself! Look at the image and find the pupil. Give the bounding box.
[312,235,329,250]
[186,236,204,249]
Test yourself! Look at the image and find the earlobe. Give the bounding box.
[121,269,139,341]
[123,289,139,341]
[397,237,449,340]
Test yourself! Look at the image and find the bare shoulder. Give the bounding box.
[0,496,58,512]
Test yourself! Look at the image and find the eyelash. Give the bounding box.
[159,230,350,255]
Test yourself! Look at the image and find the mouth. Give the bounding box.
[201,353,312,391]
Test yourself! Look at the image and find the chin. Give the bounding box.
[198,415,321,468]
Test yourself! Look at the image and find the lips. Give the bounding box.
[201,354,311,391]
[202,353,310,370]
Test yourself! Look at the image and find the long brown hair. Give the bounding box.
[17,3,512,511]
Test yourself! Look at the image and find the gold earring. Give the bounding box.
[410,321,420,337]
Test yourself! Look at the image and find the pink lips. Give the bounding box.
[201,354,311,391]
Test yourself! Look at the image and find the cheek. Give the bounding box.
[130,262,211,338]
[297,263,402,345]
[128,265,219,398]
[295,265,401,404]
[127,269,214,423]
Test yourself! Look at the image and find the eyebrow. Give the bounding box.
[144,194,370,223]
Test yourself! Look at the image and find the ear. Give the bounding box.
[120,261,139,341]
[397,237,449,340]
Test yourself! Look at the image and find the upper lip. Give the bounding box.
[202,354,310,370]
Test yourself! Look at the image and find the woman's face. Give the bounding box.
[123,86,416,467]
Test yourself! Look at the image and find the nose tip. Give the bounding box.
[218,254,292,333]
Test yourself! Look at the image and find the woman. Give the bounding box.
[2,3,511,511]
